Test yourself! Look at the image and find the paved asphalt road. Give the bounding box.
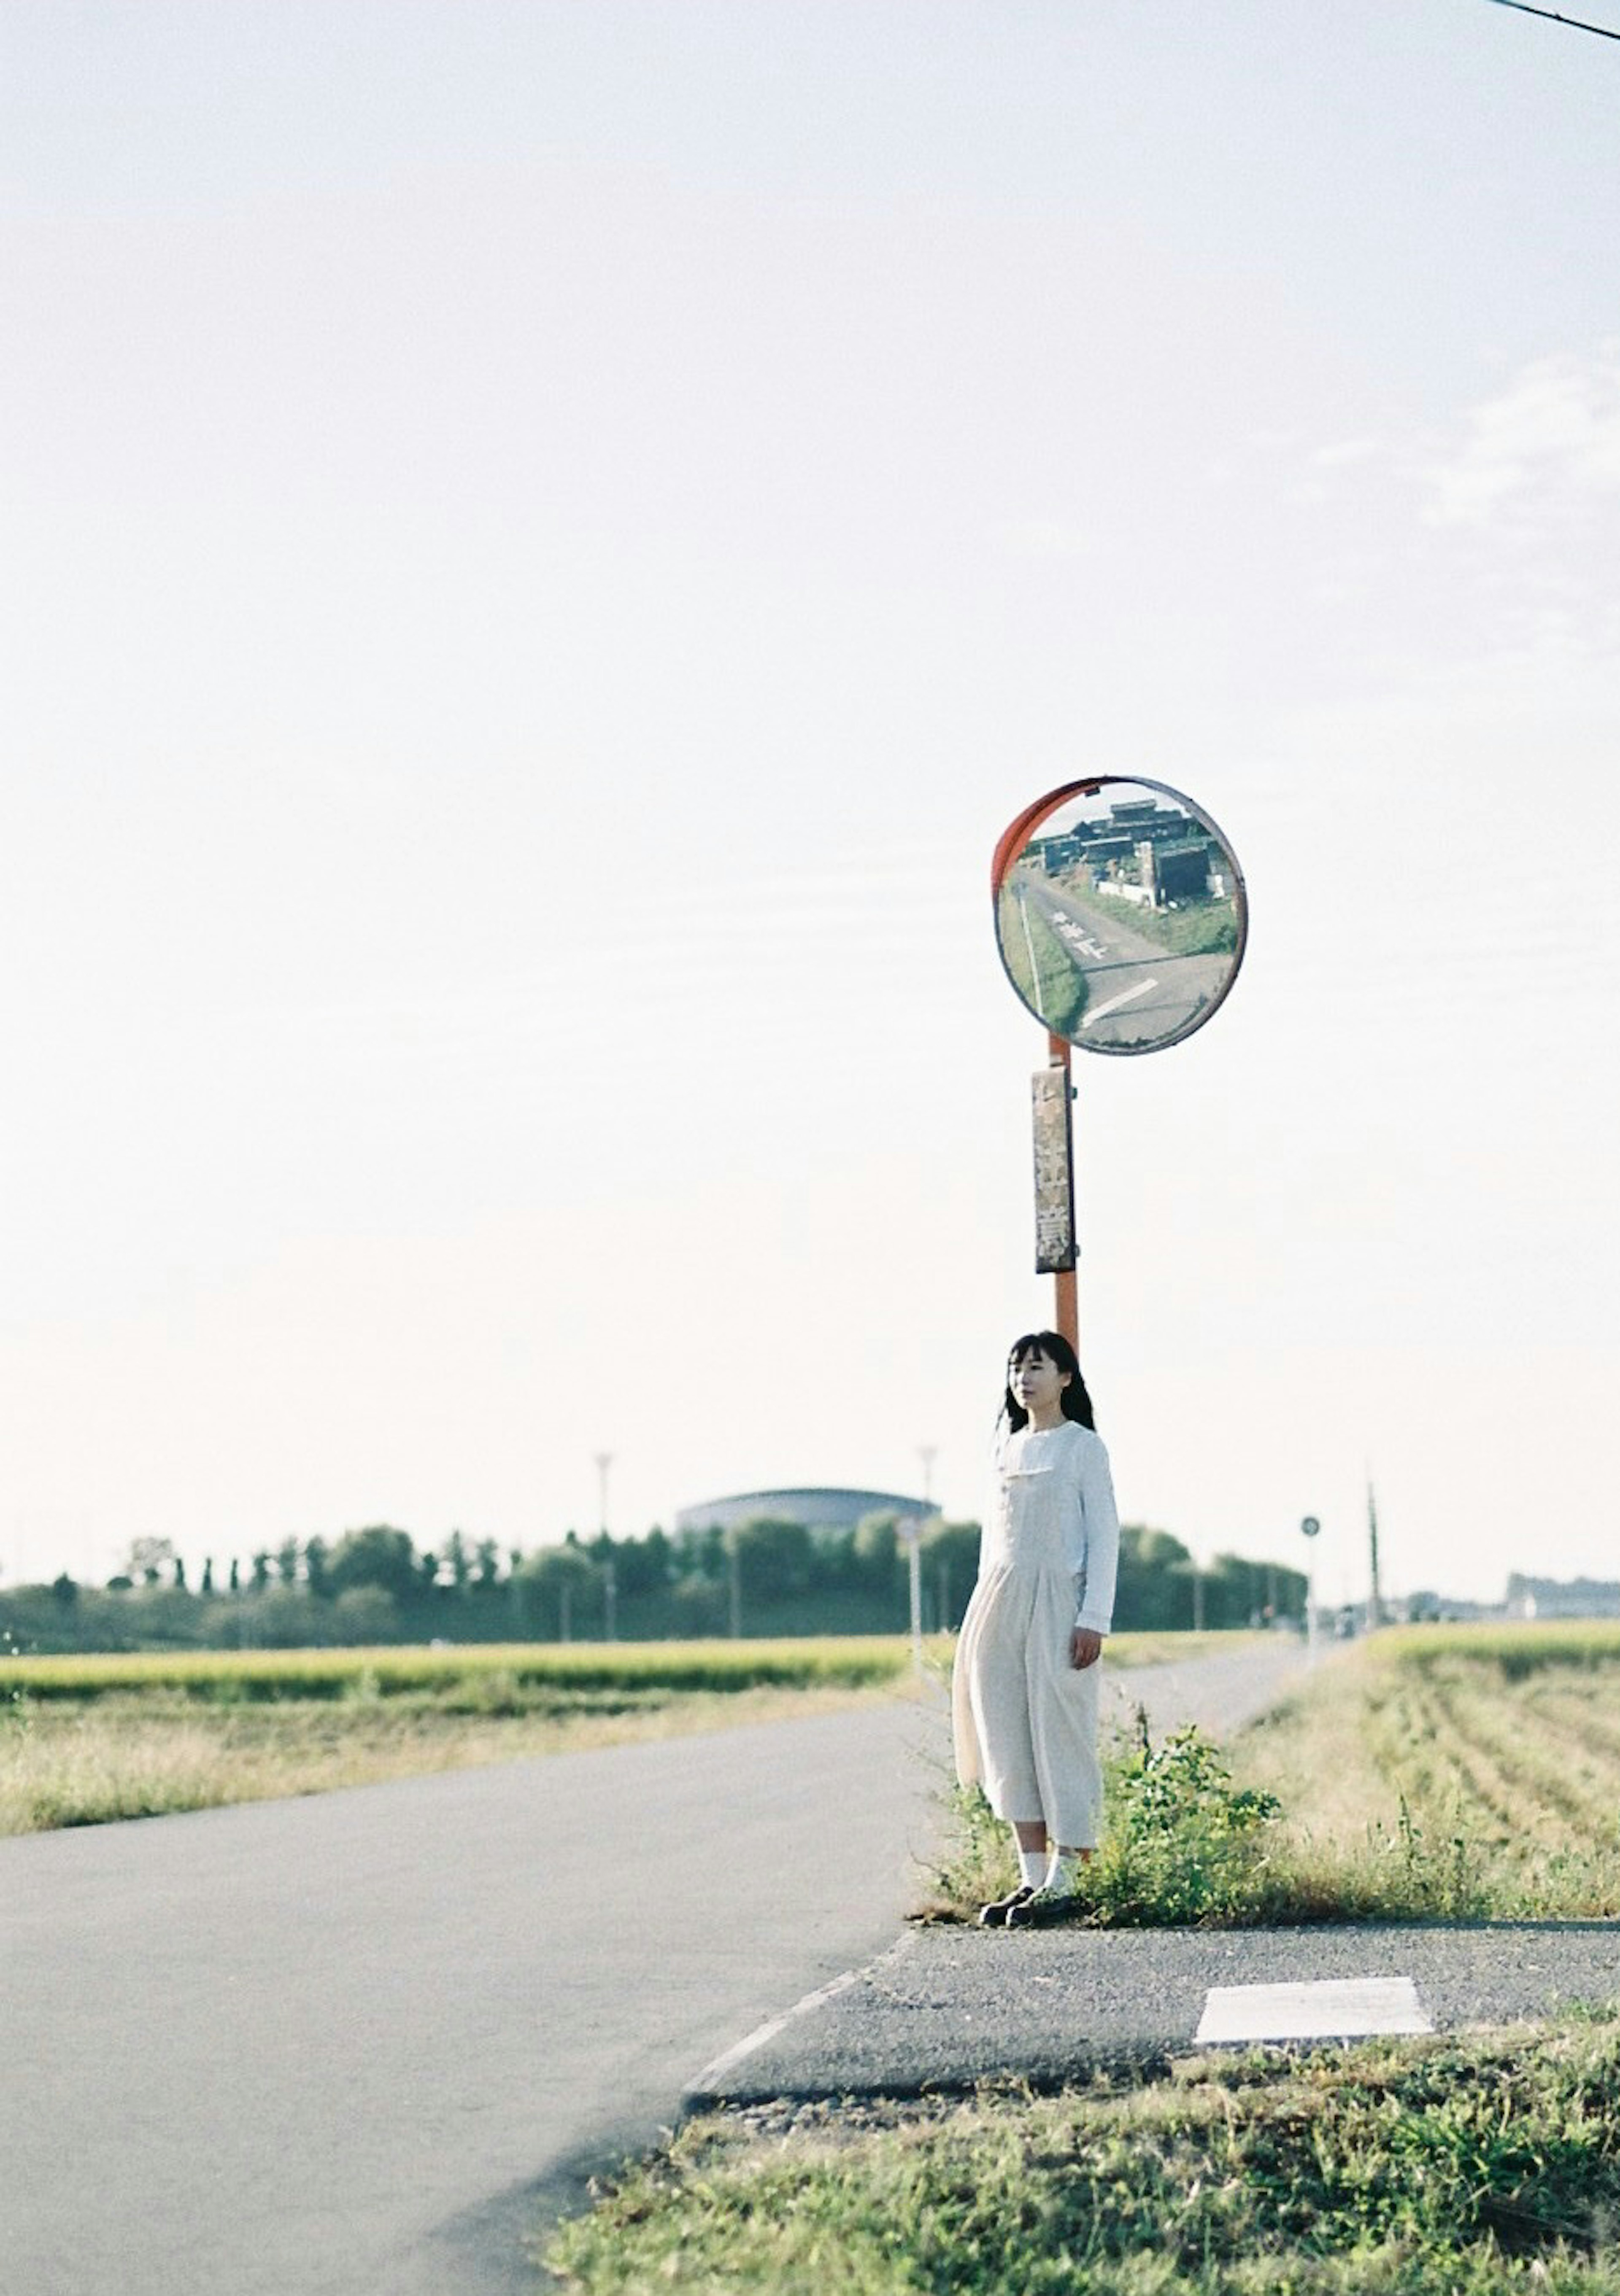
[4,1699,946,2296]
[3,1640,1309,2296]
[1098,1632,1313,1743]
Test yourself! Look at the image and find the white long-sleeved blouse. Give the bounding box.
[987,1419,1121,1634]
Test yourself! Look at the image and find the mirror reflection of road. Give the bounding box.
[1010,865,1232,1049]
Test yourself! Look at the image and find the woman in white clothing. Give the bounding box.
[951,1330,1120,1928]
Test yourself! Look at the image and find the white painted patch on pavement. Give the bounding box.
[688,1936,915,2095]
[1196,1978,1431,2045]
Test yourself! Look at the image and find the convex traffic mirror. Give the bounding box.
[991,776,1247,1054]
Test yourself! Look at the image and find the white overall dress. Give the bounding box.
[951,1418,1120,1847]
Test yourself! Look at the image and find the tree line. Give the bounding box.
[0,1516,1309,1655]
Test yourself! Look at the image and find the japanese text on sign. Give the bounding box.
[1031,1067,1076,1274]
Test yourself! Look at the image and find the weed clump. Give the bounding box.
[1086,1712,1282,1924]
[927,1713,1281,1927]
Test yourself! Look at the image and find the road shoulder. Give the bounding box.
[687,1917,1620,2106]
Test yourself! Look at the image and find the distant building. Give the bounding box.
[1504,1574,1620,1621]
[675,1486,929,1539]
[1152,838,1220,902]
[1401,1590,1504,1625]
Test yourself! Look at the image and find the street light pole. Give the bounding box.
[1301,1515,1321,1666]
[913,1444,939,1650]
[594,1452,616,1640]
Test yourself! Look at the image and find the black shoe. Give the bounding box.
[976,1884,1034,1927]
[1004,1886,1080,1929]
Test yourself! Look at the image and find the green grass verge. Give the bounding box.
[546,2007,1620,2293]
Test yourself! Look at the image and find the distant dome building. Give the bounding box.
[674,1486,929,1537]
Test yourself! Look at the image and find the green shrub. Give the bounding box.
[1083,1714,1281,1924]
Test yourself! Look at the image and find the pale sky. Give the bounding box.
[4,2,1619,1608]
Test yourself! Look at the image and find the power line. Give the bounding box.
[1485,0,1620,40]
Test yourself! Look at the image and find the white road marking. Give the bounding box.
[1081,977,1158,1027]
[687,1936,915,2095]
[1053,919,1110,960]
[1195,1978,1431,2045]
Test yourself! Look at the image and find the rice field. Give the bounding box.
[0,1630,1211,1837]
[0,1635,916,1704]
[1229,1621,1620,1921]
[0,1636,921,1835]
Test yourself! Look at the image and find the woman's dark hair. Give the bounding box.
[1000,1330,1096,1432]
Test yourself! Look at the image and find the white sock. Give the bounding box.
[1017,1845,1047,1890]
[1042,1850,1080,1896]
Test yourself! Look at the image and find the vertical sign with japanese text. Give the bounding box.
[1031,1066,1076,1273]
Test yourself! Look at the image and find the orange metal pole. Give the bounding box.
[1053,1263,1078,1356]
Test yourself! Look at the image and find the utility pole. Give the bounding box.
[912,1445,938,1655]
[1367,1474,1383,1630]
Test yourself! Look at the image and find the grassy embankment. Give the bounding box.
[548,1624,1620,2293]
[549,2008,1620,2294]
[0,1630,1212,1836]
